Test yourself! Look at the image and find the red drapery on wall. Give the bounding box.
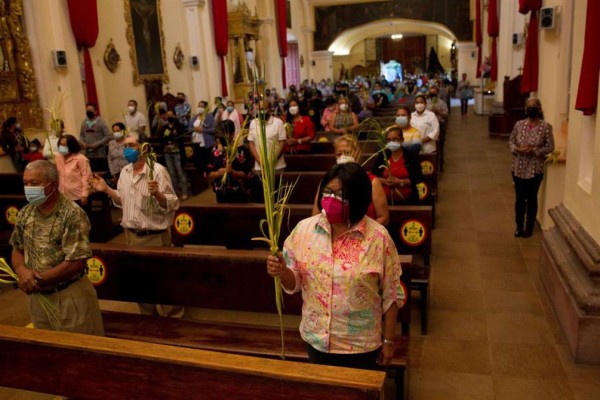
[475,0,482,78]
[275,0,288,89]
[211,0,228,97]
[575,0,600,115]
[66,0,99,110]
[487,0,499,81]
[519,0,541,93]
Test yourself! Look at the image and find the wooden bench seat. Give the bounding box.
[0,324,386,400]
[89,243,412,399]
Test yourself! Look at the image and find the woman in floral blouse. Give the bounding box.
[267,162,406,369]
[509,98,554,238]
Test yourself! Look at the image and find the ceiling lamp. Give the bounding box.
[391,34,403,40]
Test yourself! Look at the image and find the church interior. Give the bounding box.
[0,0,600,398]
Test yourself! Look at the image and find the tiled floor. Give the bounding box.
[407,107,600,399]
[1,105,600,399]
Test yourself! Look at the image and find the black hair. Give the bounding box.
[396,105,412,116]
[217,120,235,136]
[215,136,227,147]
[199,100,208,108]
[325,96,337,106]
[59,134,81,154]
[129,99,138,106]
[2,117,17,132]
[112,122,126,131]
[30,139,42,147]
[414,94,427,103]
[318,163,372,224]
[85,103,97,110]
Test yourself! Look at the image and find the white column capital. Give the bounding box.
[181,0,205,7]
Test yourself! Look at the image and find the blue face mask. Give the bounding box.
[385,141,402,152]
[123,147,140,163]
[395,116,409,128]
[58,145,69,155]
[24,183,51,206]
[226,106,234,113]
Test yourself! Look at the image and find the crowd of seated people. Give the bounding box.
[1,72,452,208]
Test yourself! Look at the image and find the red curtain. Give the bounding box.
[487,0,499,81]
[211,0,228,97]
[575,0,600,115]
[519,0,541,93]
[66,0,99,110]
[475,0,482,78]
[275,0,288,88]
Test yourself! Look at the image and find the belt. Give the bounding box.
[39,272,85,295]
[129,228,167,237]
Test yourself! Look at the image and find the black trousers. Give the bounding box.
[192,145,211,173]
[460,99,469,115]
[305,342,379,370]
[513,173,544,230]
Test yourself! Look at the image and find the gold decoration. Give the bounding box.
[173,43,184,70]
[124,0,169,85]
[103,39,121,73]
[0,0,43,129]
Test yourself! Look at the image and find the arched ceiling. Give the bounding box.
[328,19,458,56]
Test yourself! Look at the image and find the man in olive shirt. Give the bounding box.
[10,160,104,335]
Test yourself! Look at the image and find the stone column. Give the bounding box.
[260,18,277,90]
[181,0,206,106]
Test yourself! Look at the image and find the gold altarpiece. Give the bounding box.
[228,2,264,101]
[0,0,43,129]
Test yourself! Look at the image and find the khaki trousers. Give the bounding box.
[30,277,105,336]
[124,228,185,318]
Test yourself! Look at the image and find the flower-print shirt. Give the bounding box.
[509,119,554,179]
[282,214,406,354]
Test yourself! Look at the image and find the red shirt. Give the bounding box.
[24,151,43,163]
[285,116,315,153]
[382,153,412,201]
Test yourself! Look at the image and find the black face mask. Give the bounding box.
[178,98,184,104]
[86,111,95,119]
[167,117,177,124]
[526,107,540,119]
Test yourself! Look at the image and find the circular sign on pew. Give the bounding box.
[86,257,107,286]
[416,182,429,201]
[185,145,194,159]
[420,160,435,176]
[5,206,19,225]
[173,212,194,236]
[400,220,426,247]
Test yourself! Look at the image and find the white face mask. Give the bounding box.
[336,155,356,164]
[415,103,426,113]
[197,107,205,115]
[289,106,299,115]
[128,106,136,113]
[339,104,348,112]
[395,116,409,127]
[113,131,123,139]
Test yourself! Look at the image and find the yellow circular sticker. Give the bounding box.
[421,160,435,175]
[86,257,107,286]
[174,212,194,236]
[5,206,19,225]
[318,136,329,142]
[400,220,427,246]
[417,182,429,201]
[185,145,194,158]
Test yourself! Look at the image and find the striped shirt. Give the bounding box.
[115,162,179,230]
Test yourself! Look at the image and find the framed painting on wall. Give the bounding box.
[125,0,169,85]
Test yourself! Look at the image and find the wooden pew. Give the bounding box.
[0,325,385,400]
[88,243,411,399]
[169,202,431,336]
[310,140,380,155]
[0,192,120,243]
[170,203,432,265]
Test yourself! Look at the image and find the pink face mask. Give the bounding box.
[321,196,349,225]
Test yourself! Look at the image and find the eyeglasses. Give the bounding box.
[322,188,347,202]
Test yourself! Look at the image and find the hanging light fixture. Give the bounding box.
[391,33,403,41]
